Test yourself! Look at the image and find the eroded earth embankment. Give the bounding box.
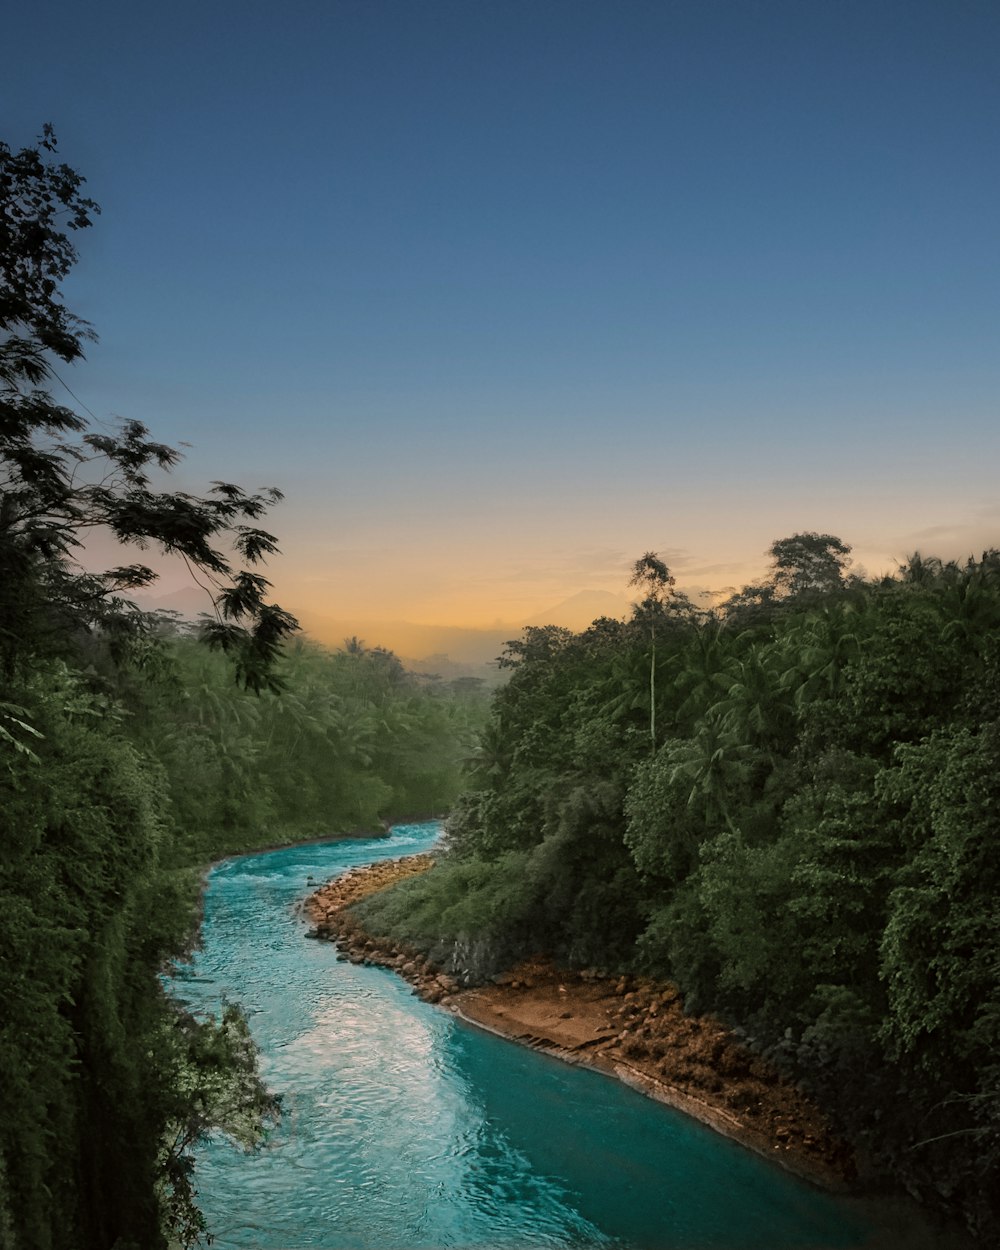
[303,855,855,1189]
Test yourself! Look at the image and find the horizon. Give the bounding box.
[6,1,999,635]
[136,535,979,672]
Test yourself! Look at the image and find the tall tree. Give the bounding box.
[767,532,852,600]
[628,551,675,751]
[0,126,297,695]
[0,127,295,1246]
[722,533,853,625]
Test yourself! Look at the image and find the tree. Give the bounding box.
[628,552,675,751]
[158,1004,281,1248]
[767,532,852,599]
[0,126,294,1247]
[0,127,297,695]
[0,123,98,366]
[722,533,853,625]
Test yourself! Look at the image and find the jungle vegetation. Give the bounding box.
[5,123,996,1247]
[0,128,484,1247]
[358,535,1000,1242]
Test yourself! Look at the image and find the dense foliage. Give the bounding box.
[1,630,481,1248]
[358,536,1000,1241]
[0,129,483,1248]
[117,630,485,866]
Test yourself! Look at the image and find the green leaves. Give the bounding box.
[397,541,1000,1237]
[156,1003,280,1248]
[0,126,99,363]
[0,127,308,1245]
[0,699,43,766]
[1,129,298,688]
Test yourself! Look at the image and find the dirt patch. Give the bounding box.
[304,857,855,1190]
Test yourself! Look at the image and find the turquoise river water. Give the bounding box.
[168,821,943,1250]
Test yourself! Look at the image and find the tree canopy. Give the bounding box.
[1,127,298,693]
[357,539,1000,1243]
[0,125,303,1248]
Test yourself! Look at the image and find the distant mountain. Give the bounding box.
[129,587,636,672]
[401,652,506,686]
[296,592,636,670]
[526,589,631,631]
[293,611,515,672]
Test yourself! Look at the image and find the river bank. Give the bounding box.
[303,854,856,1191]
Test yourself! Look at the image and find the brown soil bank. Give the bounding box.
[304,855,855,1190]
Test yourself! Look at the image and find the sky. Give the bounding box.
[5,0,999,656]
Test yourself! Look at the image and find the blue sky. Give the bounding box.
[5,0,999,644]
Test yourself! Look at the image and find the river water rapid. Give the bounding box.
[169,821,910,1249]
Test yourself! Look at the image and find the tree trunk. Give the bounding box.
[649,628,656,753]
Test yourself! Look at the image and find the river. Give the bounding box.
[168,821,932,1249]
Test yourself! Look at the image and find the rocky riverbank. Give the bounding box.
[303,855,855,1190]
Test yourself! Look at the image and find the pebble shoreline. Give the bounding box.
[303,854,856,1189]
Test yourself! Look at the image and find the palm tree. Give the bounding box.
[664,723,755,835]
[462,717,512,784]
[628,552,675,752]
[709,644,792,765]
[776,603,862,709]
[672,620,730,732]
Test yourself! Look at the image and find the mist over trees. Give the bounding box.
[358,537,1000,1242]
